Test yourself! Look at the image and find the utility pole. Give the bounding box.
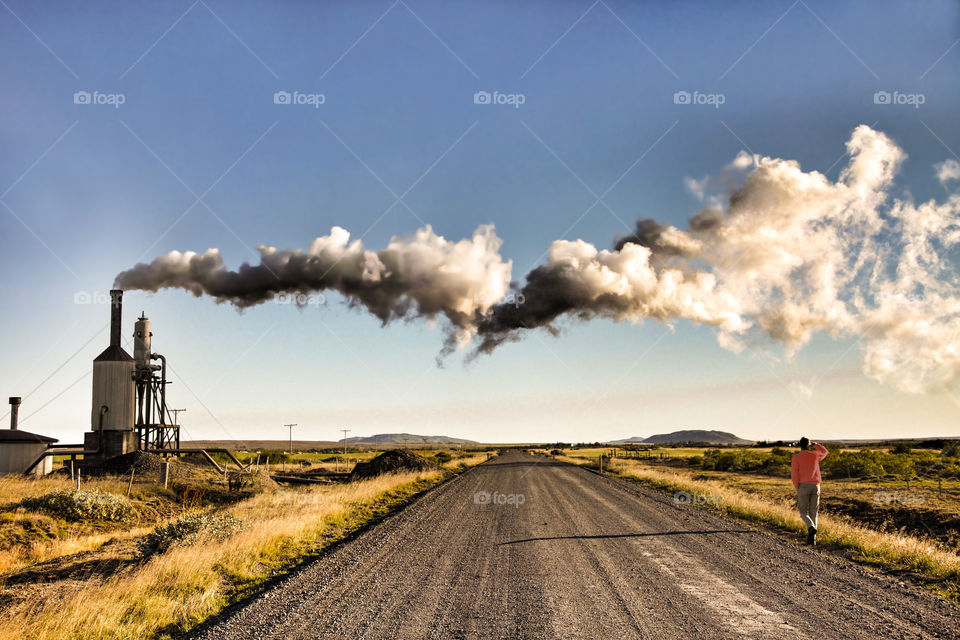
[339,428,351,473]
[168,408,186,452]
[169,408,186,427]
[284,423,298,455]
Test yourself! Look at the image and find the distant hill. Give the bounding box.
[341,433,478,445]
[611,430,753,445]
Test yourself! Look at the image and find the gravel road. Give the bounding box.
[190,452,959,639]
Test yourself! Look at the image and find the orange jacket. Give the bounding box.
[791,444,828,488]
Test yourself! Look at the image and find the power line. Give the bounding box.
[18,370,91,425]
[1,323,106,422]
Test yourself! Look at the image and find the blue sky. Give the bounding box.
[1,0,958,444]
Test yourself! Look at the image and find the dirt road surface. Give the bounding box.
[191,452,959,639]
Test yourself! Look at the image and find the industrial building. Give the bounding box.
[0,397,58,475]
[0,290,183,475]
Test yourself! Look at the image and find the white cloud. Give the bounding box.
[936,158,960,185]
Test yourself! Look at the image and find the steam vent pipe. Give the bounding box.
[110,289,123,347]
[8,397,20,430]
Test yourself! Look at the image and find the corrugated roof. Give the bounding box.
[0,429,58,443]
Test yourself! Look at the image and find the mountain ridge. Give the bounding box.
[340,433,478,445]
[611,430,754,445]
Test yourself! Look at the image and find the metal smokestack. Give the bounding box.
[109,289,123,348]
[8,397,20,430]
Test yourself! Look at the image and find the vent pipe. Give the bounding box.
[109,289,123,348]
[9,397,21,430]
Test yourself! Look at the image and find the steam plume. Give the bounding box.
[477,125,960,394]
[117,126,960,394]
[115,225,512,348]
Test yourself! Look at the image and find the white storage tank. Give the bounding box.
[88,290,137,459]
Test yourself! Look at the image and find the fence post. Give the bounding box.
[161,462,169,489]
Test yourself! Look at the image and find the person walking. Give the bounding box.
[791,437,828,545]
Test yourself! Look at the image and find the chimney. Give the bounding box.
[109,289,123,348]
[9,397,21,430]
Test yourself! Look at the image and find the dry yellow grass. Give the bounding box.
[0,473,133,504]
[0,470,443,640]
[0,474,166,575]
[0,521,154,576]
[442,452,491,470]
[561,455,960,590]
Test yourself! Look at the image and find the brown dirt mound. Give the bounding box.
[349,449,434,480]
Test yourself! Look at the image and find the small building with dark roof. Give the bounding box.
[0,429,58,475]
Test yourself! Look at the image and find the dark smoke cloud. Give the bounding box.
[613,218,689,255]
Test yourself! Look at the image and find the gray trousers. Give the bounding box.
[797,482,820,530]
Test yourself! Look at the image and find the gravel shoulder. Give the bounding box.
[189,452,960,640]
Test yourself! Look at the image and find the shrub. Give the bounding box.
[943,441,960,458]
[433,451,453,465]
[823,449,886,479]
[22,489,133,522]
[138,512,243,557]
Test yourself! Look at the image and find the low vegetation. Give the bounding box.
[138,512,244,557]
[0,448,491,639]
[21,488,134,522]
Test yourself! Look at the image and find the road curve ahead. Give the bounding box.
[191,452,959,640]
